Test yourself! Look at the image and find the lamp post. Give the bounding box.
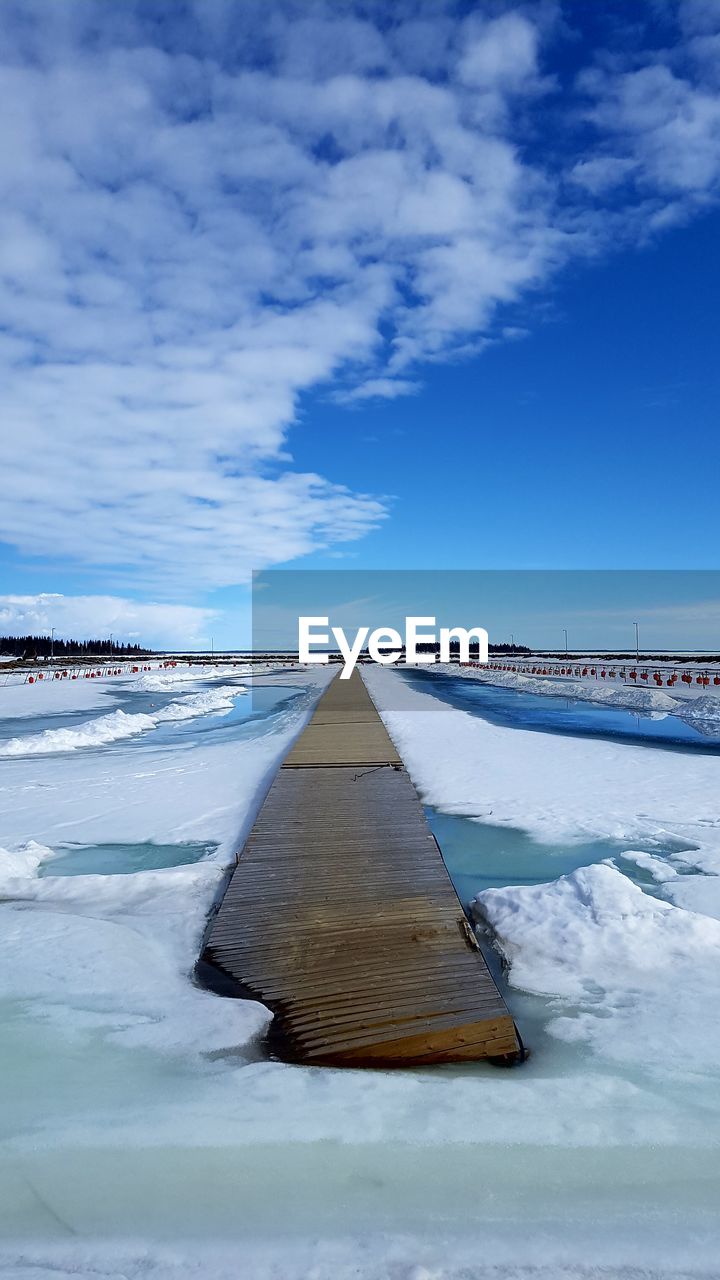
[50,627,56,660]
[563,628,568,655]
[633,621,640,666]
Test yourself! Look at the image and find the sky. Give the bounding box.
[253,570,720,652]
[0,0,719,650]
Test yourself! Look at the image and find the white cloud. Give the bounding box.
[0,594,215,649]
[337,378,421,403]
[458,12,541,92]
[576,2,720,218]
[0,1,718,595]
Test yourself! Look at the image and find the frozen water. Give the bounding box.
[0,686,244,755]
[427,808,697,900]
[1,662,720,1277]
[37,840,217,877]
[403,665,720,748]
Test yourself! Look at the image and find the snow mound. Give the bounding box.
[475,862,720,1076]
[0,686,243,755]
[674,694,720,724]
[619,850,679,882]
[154,685,244,722]
[0,869,271,1058]
[134,663,250,692]
[0,839,55,891]
[459,667,682,712]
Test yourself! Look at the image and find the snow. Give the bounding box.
[475,861,720,1077]
[618,849,679,881]
[0,869,272,1058]
[2,662,720,1275]
[1,1237,718,1280]
[0,672,123,718]
[664,874,720,921]
[0,685,244,755]
[0,838,52,886]
[674,694,720,724]
[133,663,252,691]
[424,662,686,712]
[365,666,720,860]
[0,665,329,1070]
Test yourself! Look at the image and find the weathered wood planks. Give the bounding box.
[198,669,522,1067]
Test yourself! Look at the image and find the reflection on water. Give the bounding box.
[403,669,720,750]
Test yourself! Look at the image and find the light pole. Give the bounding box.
[563,628,568,655]
[510,632,514,652]
[50,627,56,660]
[634,621,639,665]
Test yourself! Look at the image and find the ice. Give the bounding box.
[475,861,720,1077]
[674,693,720,724]
[0,879,272,1058]
[2,662,720,1274]
[0,667,331,1071]
[133,663,252,691]
[0,673,121,719]
[1,1216,719,1280]
[364,666,720,850]
[663,874,720,921]
[424,663,685,712]
[0,839,54,889]
[0,686,244,755]
[618,849,679,881]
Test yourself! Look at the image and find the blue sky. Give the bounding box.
[0,0,719,649]
[254,571,720,652]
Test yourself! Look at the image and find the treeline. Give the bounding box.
[414,641,530,655]
[0,635,153,659]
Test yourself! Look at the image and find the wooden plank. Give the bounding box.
[199,668,522,1067]
[282,678,400,766]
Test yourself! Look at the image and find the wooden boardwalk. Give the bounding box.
[199,669,522,1067]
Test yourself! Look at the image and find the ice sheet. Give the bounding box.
[475,861,720,1077]
[365,666,720,858]
[2,663,720,1275]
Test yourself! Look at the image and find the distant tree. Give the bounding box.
[409,640,531,657]
[489,642,531,655]
[0,635,153,659]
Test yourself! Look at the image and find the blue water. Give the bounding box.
[39,840,217,877]
[0,687,183,740]
[401,668,720,751]
[0,677,309,752]
[151,681,307,749]
[426,808,698,907]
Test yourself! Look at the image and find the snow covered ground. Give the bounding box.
[423,660,720,713]
[2,662,720,1278]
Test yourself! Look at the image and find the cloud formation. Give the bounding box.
[0,594,215,648]
[0,0,718,592]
